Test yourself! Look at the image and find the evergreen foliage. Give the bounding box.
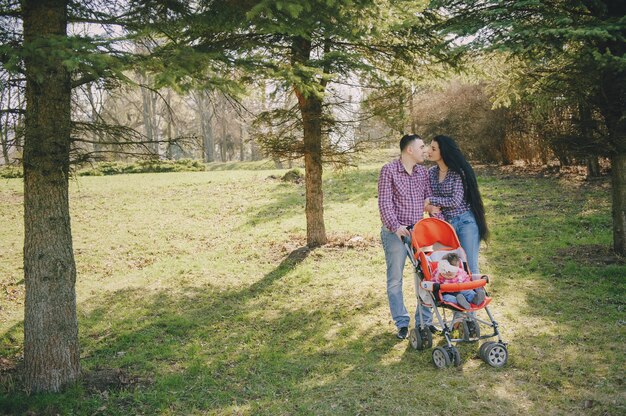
[436,0,626,254]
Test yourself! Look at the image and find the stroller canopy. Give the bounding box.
[411,217,461,252]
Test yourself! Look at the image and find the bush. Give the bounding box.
[281,169,303,183]
[0,166,23,179]
[79,159,205,176]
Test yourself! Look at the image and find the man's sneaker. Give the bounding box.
[456,294,471,309]
[396,327,408,339]
[473,288,486,305]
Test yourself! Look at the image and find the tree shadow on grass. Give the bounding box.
[0,244,527,415]
[479,175,626,414]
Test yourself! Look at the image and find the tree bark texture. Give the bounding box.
[612,152,626,255]
[22,0,80,393]
[292,36,327,247]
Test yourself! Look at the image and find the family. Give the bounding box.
[378,134,489,339]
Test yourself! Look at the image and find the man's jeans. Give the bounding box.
[381,226,432,329]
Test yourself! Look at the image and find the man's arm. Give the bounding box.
[423,171,442,216]
[377,165,402,233]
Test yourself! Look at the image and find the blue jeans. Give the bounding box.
[381,227,432,329]
[449,210,480,274]
[443,289,476,304]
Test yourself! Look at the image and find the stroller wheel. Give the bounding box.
[409,328,422,350]
[422,327,433,349]
[446,346,461,367]
[409,327,432,350]
[479,341,493,360]
[483,342,508,368]
[462,320,481,341]
[432,347,451,369]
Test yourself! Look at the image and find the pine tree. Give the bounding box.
[154,0,450,247]
[0,0,234,392]
[439,0,626,254]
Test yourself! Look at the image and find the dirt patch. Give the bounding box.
[268,233,377,262]
[82,368,149,392]
[324,234,378,249]
[553,244,624,267]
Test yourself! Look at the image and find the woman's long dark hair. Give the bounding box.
[433,135,489,241]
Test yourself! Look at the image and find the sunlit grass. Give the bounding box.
[0,156,624,415]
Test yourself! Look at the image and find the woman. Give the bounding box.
[425,135,488,275]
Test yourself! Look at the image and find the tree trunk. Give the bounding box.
[409,85,417,134]
[0,122,8,165]
[22,0,80,393]
[292,36,327,247]
[14,92,24,151]
[1,84,12,164]
[202,117,214,162]
[220,120,227,162]
[586,157,601,178]
[165,89,174,160]
[196,91,214,163]
[85,85,103,157]
[140,74,158,157]
[239,122,245,162]
[398,91,406,134]
[612,152,626,255]
[250,140,261,161]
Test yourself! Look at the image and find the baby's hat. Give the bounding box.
[438,259,458,275]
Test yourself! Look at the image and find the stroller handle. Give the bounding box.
[436,279,487,292]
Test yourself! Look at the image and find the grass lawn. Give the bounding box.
[0,153,624,415]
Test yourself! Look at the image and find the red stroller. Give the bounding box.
[403,218,508,368]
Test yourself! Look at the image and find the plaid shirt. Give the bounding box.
[378,159,432,232]
[428,166,471,221]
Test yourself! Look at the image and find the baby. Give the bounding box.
[432,253,485,308]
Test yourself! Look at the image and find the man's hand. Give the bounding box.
[394,226,411,240]
[425,203,441,215]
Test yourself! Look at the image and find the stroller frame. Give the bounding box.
[403,218,508,368]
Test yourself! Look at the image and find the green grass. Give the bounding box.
[0,157,624,415]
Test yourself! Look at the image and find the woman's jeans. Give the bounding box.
[448,210,480,322]
[381,226,432,329]
[448,210,480,275]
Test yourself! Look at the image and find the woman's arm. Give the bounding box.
[428,172,465,208]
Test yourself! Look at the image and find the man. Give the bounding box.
[378,134,437,339]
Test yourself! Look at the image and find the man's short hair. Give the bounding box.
[400,134,422,152]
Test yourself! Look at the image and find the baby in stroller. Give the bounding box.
[432,253,485,309]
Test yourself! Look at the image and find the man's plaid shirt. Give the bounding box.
[377,159,432,233]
